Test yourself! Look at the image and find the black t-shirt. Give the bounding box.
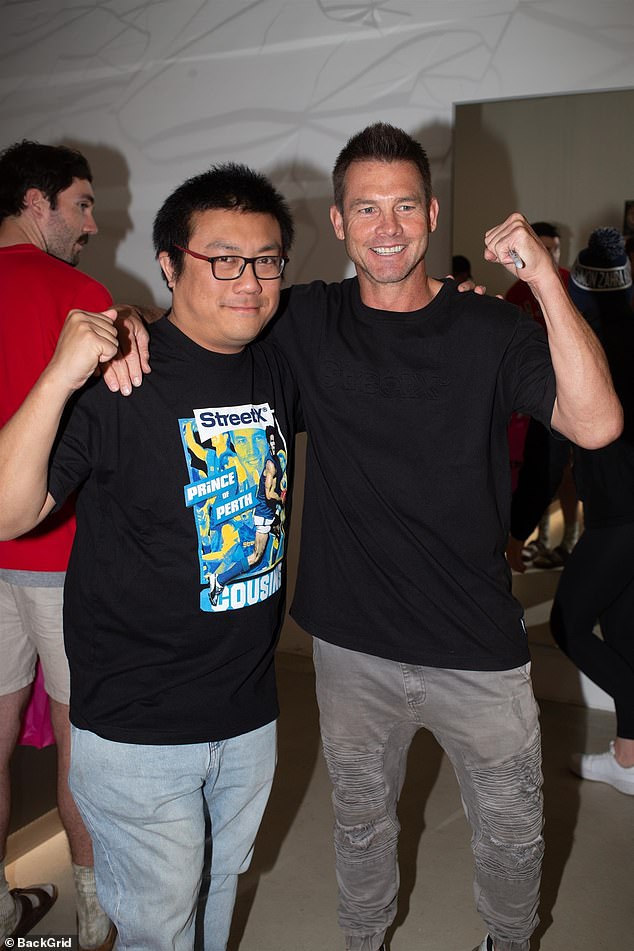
[48,318,301,744]
[267,277,555,670]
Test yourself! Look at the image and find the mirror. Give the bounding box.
[451,88,634,295]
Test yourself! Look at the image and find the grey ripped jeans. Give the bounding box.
[313,638,544,951]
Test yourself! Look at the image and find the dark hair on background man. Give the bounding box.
[531,221,560,239]
[0,140,92,223]
[332,122,433,212]
[153,162,295,284]
[452,254,472,278]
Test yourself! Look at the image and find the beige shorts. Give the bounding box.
[0,577,70,703]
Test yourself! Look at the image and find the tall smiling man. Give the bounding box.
[0,163,301,951]
[266,124,621,951]
[107,123,621,951]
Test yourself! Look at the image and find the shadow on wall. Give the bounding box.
[410,118,455,279]
[60,138,160,308]
[271,159,352,286]
[452,108,520,296]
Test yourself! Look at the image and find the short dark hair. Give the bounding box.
[452,254,471,276]
[332,122,433,211]
[531,221,560,239]
[153,163,294,284]
[0,140,92,223]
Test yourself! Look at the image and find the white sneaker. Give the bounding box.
[570,741,634,795]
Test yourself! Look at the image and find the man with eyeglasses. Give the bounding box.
[0,163,301,951]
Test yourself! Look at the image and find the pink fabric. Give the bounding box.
[18,662,55,748]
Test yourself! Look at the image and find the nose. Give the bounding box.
[377,209,401,236]
[234,261,262,292]
[84,210,98,235]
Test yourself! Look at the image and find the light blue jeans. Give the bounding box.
[313,639,543,951]
[69,720,277,951]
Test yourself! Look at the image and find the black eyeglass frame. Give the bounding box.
[173,244,288,280]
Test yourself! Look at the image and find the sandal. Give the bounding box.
[5,884,58,940]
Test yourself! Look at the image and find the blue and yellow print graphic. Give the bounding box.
[180,402,287,613]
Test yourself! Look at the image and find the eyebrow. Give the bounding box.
[348,195,422,208]
[201,239,281,254]
[76,193,95,206]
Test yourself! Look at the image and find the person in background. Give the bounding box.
[550,227,634,795]
[451,253,472,284]
[625,235,634,304]
[505,221,581,573]
[0,140,115,949]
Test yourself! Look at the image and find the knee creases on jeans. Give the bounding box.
[333,814,399,864]
[470,737,544,880]
[323,739,398,862]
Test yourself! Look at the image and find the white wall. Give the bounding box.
[2,0,633,304]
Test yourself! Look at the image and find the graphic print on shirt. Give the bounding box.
[180,402,288,613]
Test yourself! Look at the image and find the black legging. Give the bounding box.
[550,522,634,739]
[510,418,571,541]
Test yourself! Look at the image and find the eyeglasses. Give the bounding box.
[173,245,287,280]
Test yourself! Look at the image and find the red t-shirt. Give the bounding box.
[0,244,112,570]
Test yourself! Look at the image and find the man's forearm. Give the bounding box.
[531,271,623,448]
[0,367,71,538]
[0,307,118,539]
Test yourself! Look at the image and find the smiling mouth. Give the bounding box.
[371,245,405,255]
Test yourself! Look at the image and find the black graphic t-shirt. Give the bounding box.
[48,317,301,744]
[266,278,555,671]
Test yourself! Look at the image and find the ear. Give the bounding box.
[428,197,440,234]
[158,250,176,289]
[329,204,345,242]
[23,187,50,219]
